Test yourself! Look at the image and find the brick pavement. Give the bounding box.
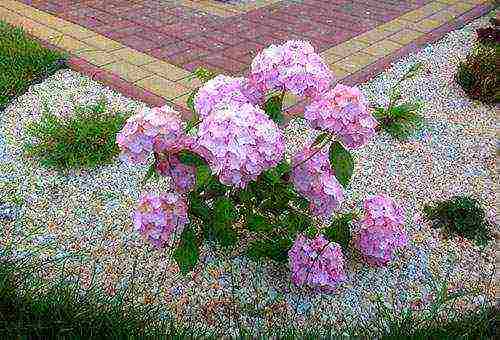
[0,0,493,113]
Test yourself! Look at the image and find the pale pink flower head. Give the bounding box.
[354,195,408,266]
[196,102,285,188]
[133,192,189,249]
[291,145,344,218]
[116,105,192,164]
[304,84,378,149]
[194,75,264,118]
[289,234,346,292]
[250,40,333,98]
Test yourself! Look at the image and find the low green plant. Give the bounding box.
[24,98,128,170]
[0,21,66,110]
[423,196,493,246]
[455,40,499,104]
[374,63,424,141]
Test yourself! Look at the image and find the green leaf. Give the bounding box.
[246,237,292,263]
[186,89,197,113]
[214,197,238,222]
[193,67,216,83]
[195,165,210,190]
[311,132,329,148]
[211,197,238,247]
[324,213,354,248]
[188,192,211,222]
[305,225,318,238]
[173,228,199,274]
[246,213,272,233]
[263,95,284,124]
[141,161,158,186]
[329,141,354,188]
[178,150,206,166]
[184,113,199,133]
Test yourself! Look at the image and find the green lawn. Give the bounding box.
[0,21,66,110]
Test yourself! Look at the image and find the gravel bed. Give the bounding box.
[0,15,497,335]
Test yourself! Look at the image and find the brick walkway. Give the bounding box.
[0,0,493,113]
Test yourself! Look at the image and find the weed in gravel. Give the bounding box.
[374,63,424,141]
[24,98,128,170]
[456,25,499,105]
[423,195,494,246]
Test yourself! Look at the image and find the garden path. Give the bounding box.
[0,0,493,113]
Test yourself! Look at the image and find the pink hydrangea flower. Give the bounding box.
[289,234,346,292]
[194,75,264,118]
[156,155,196,193]
[196,102,285,188]
[291,145,344,218]
[304,84,378,149]
[353,194,407,266]
[116,105,190,164]
[133,192,189,249]
[250,40,333,98]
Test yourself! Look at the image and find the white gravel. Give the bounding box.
[0,15,496,336]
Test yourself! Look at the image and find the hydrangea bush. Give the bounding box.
[117,40,408,292]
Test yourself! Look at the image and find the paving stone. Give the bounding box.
[102,61,153,82]
[143,60,191,81]
[387,29,424,45]
[135,75,190,99]
[363,39,402,57]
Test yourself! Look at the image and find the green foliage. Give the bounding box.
[456,41,499,104]
[173,227,200,274]
[375,62,425,141]
[423,196,493,246]
[0,21,66,110]
[178,150,206,166]
[246,237,293,263]
[324,213,354,248]
[186,89,197,113]
[24,98,128,170]
[263,94,284,124]
[0,248,494,338]
[329,141,354,188]
[374,102,424,141]
[311,132,329,147]
[211,197,238,247]
[193,67,216,83]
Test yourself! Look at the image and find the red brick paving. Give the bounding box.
[18,0,477,77]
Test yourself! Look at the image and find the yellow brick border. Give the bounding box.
[0,0,489,110]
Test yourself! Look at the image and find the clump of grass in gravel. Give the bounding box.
[423,196,494,246]
[24,98,128,170]
[1,246,494,339]
[0,20,66,110]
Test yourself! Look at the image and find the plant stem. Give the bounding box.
[291,133,333,170]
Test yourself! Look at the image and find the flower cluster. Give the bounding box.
[291,145,344,218]
[133,192,189,249]
[353,195,407,266]
[194,75,264,118]
[197,103,285,188]
[116,106,190,164]
[304,84,378,149]
[289,234,346,292]
[156,155,196,193]
[250,40,333,98]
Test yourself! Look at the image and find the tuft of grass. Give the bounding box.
[0,20,66,110]
[374,63,425,141]
[455,33,499,104]
[374,102,424,141]
[423,196,494,246]
[24,98,128,170]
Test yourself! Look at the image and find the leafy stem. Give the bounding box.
[291,133,333,170]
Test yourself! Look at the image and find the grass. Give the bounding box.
[0,246,495,339]
[24,97,128,170]
[0,20,66,110]
[423,196,494,246]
